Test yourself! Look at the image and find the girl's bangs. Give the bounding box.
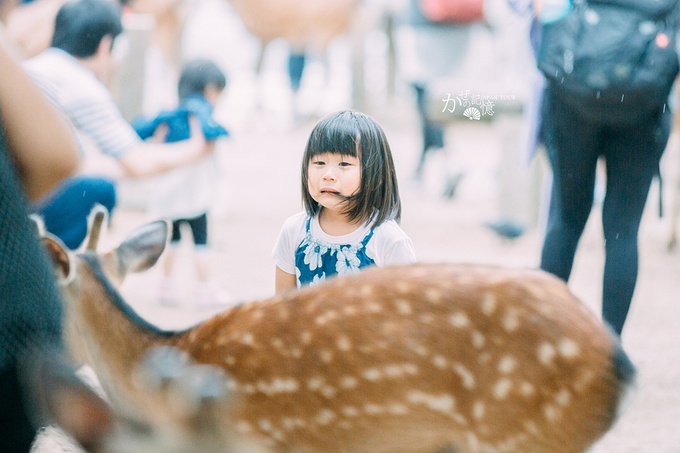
[308,122,360,158]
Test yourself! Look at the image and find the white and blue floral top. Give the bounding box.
[273,211,417,288]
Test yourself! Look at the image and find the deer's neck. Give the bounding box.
[69,253,193,410]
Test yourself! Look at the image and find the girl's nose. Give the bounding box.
[322,168,336,180]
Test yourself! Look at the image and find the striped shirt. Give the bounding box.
[23,48,140,160]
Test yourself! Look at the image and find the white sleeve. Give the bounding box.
[69,95,140,159]
[368,220,417,267]
[272,212,307,274]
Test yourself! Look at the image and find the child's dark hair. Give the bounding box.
[51,0,123,58]
[301,110,401,228]
[177,59,227,100]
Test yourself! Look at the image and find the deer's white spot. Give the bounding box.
[498,355,517,374]
[453,363,476,389]
[258,419,273,432]
[336,335,352,351]
[449,311,471,328]
[538,342,556,366]
[395,281,411,294]
[339,375,359,389]
[363,368,383,381]
[307,376,325,391]
[364,403,384,415]
[360,285,374,297]
[407,341,429,356]
[216,335,228,346]
[472,401,485,420]
[403,363,419,375]
[425,288,443,304]
[366,301,382,313]
[270,338,284,349]
[383,364,406,378]
[343,305,358,316]
[520,381,535,397]
[281,417,306,431]
[472,331,486,349]
[315,409,336,426]
[395,299,413,315]
[315,310,338,325]
[493,378,512,400]
[241,333,255,346]
[342,406,360,417]
[290,348,303,358]
[419,313,435,324]
[241,383,256,394]
[236,421,252,433]
[387,403,409,415]
[523,420,541,435]
[320,349,334,363]
[321,385,337,398]
[251,310,264,321]
[432,355,448,369]
[406,391,455,414]
[558,338,580,359]
[556,389,571,406]
[300,330,312,346]
[574,369,595,392]
[224,355,235,366]
[503,309,520,332]
[543,404,559,422]
[481,292,497,316]
[256,377,300,395]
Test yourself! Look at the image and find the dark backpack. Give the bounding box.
[537,0,680,126]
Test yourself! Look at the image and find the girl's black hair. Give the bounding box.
[301,110,401,228]
[177,59,227,100]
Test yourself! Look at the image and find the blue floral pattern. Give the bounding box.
[294,218,375,288]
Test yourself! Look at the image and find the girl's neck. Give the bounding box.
[318,209,362,236]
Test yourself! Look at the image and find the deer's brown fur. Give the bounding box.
[42,210,635,453]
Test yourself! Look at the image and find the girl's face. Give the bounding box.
[307,152,361,214]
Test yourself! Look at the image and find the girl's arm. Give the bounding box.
[0,24,79,201]
[275,266,297,293]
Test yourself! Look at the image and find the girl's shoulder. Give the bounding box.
[279,211,310,238]
[373,219,411,240]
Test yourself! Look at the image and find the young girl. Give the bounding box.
[273,110,416,292]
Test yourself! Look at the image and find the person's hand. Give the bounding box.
[187,115,212,158]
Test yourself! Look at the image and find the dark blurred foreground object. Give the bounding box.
[0,136,64,453]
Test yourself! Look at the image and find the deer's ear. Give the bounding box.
[114,220,170,277]
[42,234,74,284]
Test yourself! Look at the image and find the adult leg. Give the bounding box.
[601,112,671,335]
[540,89,601,281]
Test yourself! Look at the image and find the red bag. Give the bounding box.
[418,0,484,23]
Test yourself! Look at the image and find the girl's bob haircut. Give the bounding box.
[301,110,401,228]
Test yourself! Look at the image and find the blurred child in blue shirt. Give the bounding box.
[133,58,233,310]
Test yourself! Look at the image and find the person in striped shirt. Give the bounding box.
[23,0,215,249]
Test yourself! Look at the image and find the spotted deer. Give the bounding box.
[41,207,636,453]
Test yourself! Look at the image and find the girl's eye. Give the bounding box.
[339,161,353,167]
[312,160,325,166]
